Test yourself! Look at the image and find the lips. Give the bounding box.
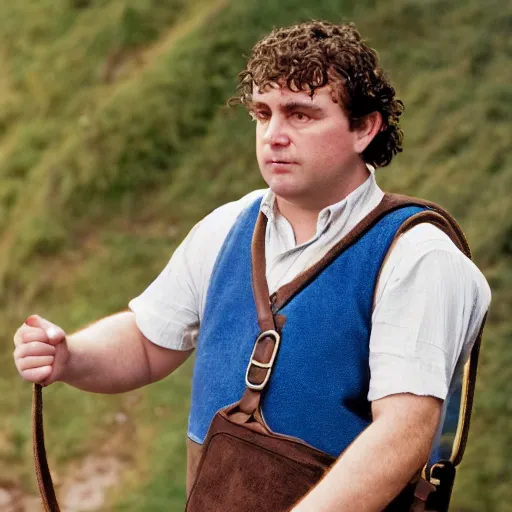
[267,158,296,164]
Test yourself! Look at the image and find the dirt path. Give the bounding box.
[0,454,125,511]
[0,401,135,512]
[60,454,124,511]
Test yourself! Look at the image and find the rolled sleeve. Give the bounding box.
[369,329,450,401]
[129,297,199,351]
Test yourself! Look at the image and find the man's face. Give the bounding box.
[250,83,366,209]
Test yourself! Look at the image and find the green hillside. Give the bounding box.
[0,0,510,510]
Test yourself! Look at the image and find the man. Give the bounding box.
[14,21,490,511]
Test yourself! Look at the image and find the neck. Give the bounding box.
[275,200,322,245]
[275,162,370,245]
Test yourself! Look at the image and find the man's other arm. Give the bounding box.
[292,393,441,511]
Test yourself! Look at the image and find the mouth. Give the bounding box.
[267,159,296,165]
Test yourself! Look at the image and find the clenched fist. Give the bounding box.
[13,315,69,385]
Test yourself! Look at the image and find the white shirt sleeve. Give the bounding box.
[368,223,491,402]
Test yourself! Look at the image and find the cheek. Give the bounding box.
[256,130,270,179]
[256,142,265,171]
[255,126,265,158]
[307,127,356,165]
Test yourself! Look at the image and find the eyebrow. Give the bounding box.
[248,100,324,114]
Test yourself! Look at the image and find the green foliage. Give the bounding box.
[0,0,511,510]
[117,0,186,49]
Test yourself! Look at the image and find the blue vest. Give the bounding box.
[188,198,425,456]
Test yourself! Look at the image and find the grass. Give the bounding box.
[0,0,511,510]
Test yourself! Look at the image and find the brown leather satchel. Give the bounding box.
[32,194,487,512]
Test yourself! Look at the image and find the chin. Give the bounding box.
[268,184,306,203]
[265,171,292,187]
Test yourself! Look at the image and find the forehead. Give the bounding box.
[251,82,337,107]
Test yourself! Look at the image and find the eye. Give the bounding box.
[291,112,310,122]
[249,110,270,122]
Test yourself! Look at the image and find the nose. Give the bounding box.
[263,116,291,147]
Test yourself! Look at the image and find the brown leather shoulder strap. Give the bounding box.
[33,383,60,511]
[251,209,276,333]
[238,211,281,415]
[391,197,471,257]
[452,313,486,466]
[272,192,467,312]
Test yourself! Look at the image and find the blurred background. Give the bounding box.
[0,0,510,510]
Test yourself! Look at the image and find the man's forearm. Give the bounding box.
[60,312,151,394]
[293,394,441,512]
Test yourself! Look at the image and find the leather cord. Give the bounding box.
[33,383,60,511]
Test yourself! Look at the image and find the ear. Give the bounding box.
[353,112,383,154]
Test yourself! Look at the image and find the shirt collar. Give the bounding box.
[260,164,381,236]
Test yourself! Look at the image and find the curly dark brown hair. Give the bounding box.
[230,20,404,168]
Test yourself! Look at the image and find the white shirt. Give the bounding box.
[129,170,491,402]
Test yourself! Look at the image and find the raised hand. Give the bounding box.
[13,315,69,385]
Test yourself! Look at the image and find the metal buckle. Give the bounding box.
[245,330,281,391]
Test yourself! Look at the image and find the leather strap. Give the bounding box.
[452,313,486,466]
[251,209,275,333]
[33,383,60,511]
[239,210,278,414]
[272,193,471,312]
